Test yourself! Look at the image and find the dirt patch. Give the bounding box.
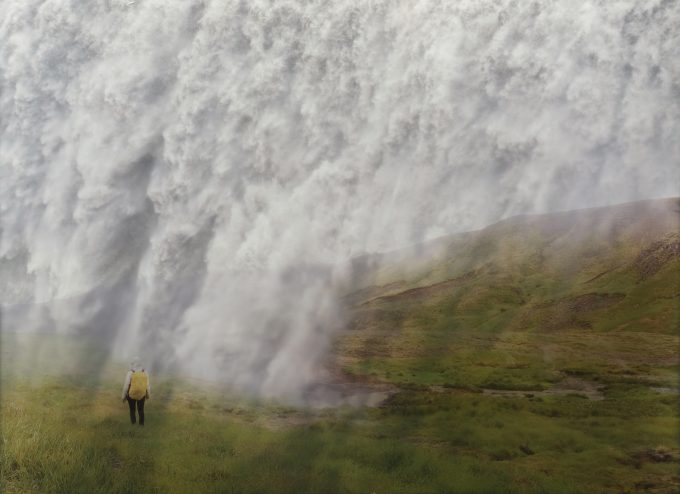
[428,377,607,401]
[583,265,621,284]
[369,270,478,304]
[548,376,605,400]
[619,447,678,469]
[301,382,397,408]
[480,377,605,401]
[343,281,408,306]
[300,365,400,408]
[634,233,680,281]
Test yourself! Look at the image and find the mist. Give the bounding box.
[1,0,678,401]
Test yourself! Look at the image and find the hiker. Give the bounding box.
[121,357,150,426]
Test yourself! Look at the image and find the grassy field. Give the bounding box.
[2,332,677,494]
[2,198,679,493]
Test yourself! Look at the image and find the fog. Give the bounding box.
[1,0,678,401]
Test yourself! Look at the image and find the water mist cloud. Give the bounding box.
[1,0,678,400]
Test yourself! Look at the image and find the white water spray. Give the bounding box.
[1,0,678,399]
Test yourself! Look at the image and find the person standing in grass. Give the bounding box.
[121,357,150,426]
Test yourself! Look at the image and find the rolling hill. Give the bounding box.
[337,197,679,392]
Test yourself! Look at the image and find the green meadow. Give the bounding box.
[2,199,679,493]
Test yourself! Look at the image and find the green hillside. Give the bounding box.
[337,197,679,392]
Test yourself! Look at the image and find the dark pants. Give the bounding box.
[127,397,145,425]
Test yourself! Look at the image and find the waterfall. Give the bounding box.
[1,0,678,399]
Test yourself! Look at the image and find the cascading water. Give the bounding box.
[1,0,678,400]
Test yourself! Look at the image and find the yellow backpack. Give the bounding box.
[128,371,148,400]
